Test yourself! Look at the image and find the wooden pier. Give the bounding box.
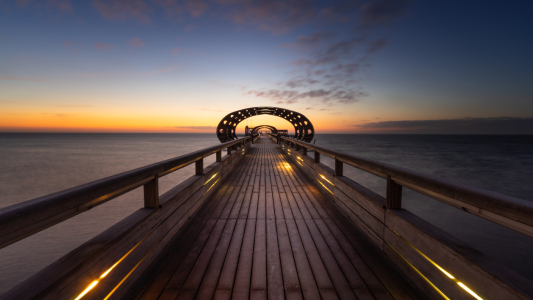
[123,137,425,299]
[1,134,533,300]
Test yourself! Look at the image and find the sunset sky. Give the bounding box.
[1,0,532,134]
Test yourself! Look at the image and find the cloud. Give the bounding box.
[354,117,533,134]
[358,0,413,27]
[171,47,180,54]
[151,0,181,17]
[280,31,334,51]
[184,0,207,17]
[284,78,319,88]
[247,88,366,104]
[92,0,151,23]
[47,0,73,12]
[95,42,115,50]
[169,125,216,130]
[63,40,73,47]
[184,23,196,31]
[16,0,73,13]
[129,37,144,47]
[0,76,48,82]
[366,38,388,53]
[224,0,316,34]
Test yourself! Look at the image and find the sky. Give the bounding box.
[1,0,532,134]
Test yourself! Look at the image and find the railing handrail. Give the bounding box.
[280,136,533,237]
[0,137,250,249]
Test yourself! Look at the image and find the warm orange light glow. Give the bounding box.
[317,179,333,194]
[206,178,220,194]
[204,173,218,186]
[320,174,334,186]
[458,282,483,300]
[389,228,484,300]
[75,280,99,300]
[388,245,451,300]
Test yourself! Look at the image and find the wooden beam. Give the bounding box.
[216,150,222,162]
[335,159,343,177]
[144,176,159,208]
[314,151,320,163]
[386,175,402,209]
[196,158,204,176]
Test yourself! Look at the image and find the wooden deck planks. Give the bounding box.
[125,138,427,300]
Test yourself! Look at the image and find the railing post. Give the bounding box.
[386,175,402,209]
[335,159,343,176]
[196,158,204,175]
[216,150,222,162]
[314,151,320,163]
[227,146,232,155]
[144,175,159,208]
[302,147,307,156]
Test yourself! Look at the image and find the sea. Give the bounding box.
[0,133,532,294]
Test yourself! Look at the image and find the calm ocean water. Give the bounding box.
[0,133,532,293]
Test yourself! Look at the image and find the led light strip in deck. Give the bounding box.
[319,174,334,186]
[74,227,156,300]
[203,173,218,186]
[389,228,484,300]
[317,179,333,194]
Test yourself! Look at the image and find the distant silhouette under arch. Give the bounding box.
[216,107,314,143]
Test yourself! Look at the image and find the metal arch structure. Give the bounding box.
[251,125,278,135]
[216,107,315,143]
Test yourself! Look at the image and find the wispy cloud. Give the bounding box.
[95,42,115,50]
[16,0,74,13]
[0,76,48,82]
[129,37,144,47]
[92,0,151,23]
[247,88,367,105]
[171,47,180,54]
[354,117,533,134]
[358,0,413,27]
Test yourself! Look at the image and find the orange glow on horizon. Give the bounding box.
[0,106,402,133]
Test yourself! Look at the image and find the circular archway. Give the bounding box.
[251,125,278,135]
[216,107,314,143]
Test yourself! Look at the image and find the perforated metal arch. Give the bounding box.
[216,107,315,143]
[251,125,278,135]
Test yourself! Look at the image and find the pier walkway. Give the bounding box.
[123,136,427,300]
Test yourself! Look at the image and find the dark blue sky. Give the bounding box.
[1,0,532,133]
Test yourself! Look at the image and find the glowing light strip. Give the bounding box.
[74,227,155,300]
[203,173,218,186]
[388,244,451,300]
[320,174,334,186]
[389,228,484,300]
[206,178,220,194]
[458,282,483,300]
[297,161,303,167]
[297,156,303,161]
[317,179,333,194]
[74,281,98,300]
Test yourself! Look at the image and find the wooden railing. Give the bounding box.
[279,136,533,300]
[0,137,251,300]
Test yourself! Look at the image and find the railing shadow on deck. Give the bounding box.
[0,137,251,300]
[278,135,533,300]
